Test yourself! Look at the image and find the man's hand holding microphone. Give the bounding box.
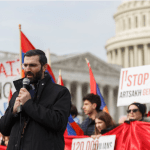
[13,88,31,114]
[13,78,31,114]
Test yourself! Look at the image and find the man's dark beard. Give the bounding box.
[25,67,43,84]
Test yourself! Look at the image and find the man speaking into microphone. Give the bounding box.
[0,49,71,150]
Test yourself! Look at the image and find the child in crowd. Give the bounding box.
[91,111,117,139]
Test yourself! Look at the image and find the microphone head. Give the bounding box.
[23,78,30,85]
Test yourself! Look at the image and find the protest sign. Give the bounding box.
[71,135,116,150]
[117,65,150,106]
[0,59,20,116]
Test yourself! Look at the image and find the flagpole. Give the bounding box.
[19,24,22,78]
[85,58,88,64]
[57,69,61,84]
[49,48,51,67]
[59,69,61,76]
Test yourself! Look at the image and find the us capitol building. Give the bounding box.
[105,0,150,117]
[106,0,150,68]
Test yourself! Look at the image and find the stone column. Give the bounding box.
[117,48,122,66]
[76,82,83,122]
[138,46,143,66]
[134,45,138,67]
[129,48,134,67]
[112,50,116,64]
[144,44,148,65]
[138,14,142,28]
[146,12,149,27]
[87,84,90,94]
[108,86,115,120]
[124,46,129,68]
[65,81,71,92]
[116,20,118,34]
[148,11,150,27]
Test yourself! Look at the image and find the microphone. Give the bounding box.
[17,78,30,113]
[22,78,30,91]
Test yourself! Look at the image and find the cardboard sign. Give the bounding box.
[117,65,150,106]
[0,59,20,116]
[71,135,116,150]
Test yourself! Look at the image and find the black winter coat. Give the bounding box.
[0,73,71,150]
[80,117,95,136]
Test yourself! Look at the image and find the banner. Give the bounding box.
[71,135,116,150]
[117,65,150,106]
[0,58,20,116]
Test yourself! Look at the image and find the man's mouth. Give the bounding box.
[25,72,34,78]
[27,74,33,77]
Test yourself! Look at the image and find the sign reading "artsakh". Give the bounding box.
[71,135,116,150]
[0,59,20,117]
[117,65,150,106]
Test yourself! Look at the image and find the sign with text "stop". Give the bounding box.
[117,65,150,106]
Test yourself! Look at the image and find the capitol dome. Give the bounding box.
[105,0,150,68]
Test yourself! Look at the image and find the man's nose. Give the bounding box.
[25,66,31,71]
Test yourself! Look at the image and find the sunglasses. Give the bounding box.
[127,109,139,113]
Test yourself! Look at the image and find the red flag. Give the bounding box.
[46,64,56,83]
[104,121,150,150]
[8,88,12,103]
[21,31,35,53]
[0,145,7,150]
[65,121,150,150]
[86,59,96,94]
[19,26,56,82]
[85,58,109,113]
[20,30,35,78]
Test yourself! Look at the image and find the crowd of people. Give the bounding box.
[1,91,149,147]
[0,49,149,150]
[71,93,150,141]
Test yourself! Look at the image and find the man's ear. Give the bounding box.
[92,103,97,110]
[43,64,47,72]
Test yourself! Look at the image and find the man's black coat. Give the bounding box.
[0,73,71,150]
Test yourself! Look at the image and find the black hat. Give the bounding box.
[128,102,146,117]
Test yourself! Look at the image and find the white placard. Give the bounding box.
[117,65,150,106]
[71,135,116,150]
[0,58,20,117]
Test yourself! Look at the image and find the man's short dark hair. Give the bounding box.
[70,104,78,117]
[24,49,47,66]
[83,93,101,112]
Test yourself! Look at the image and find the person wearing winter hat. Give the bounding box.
[127,102,146,121]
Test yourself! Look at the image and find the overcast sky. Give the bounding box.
[0,1,122,61]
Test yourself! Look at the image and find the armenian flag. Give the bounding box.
[85,58,109,113]
[19,24,56,83]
